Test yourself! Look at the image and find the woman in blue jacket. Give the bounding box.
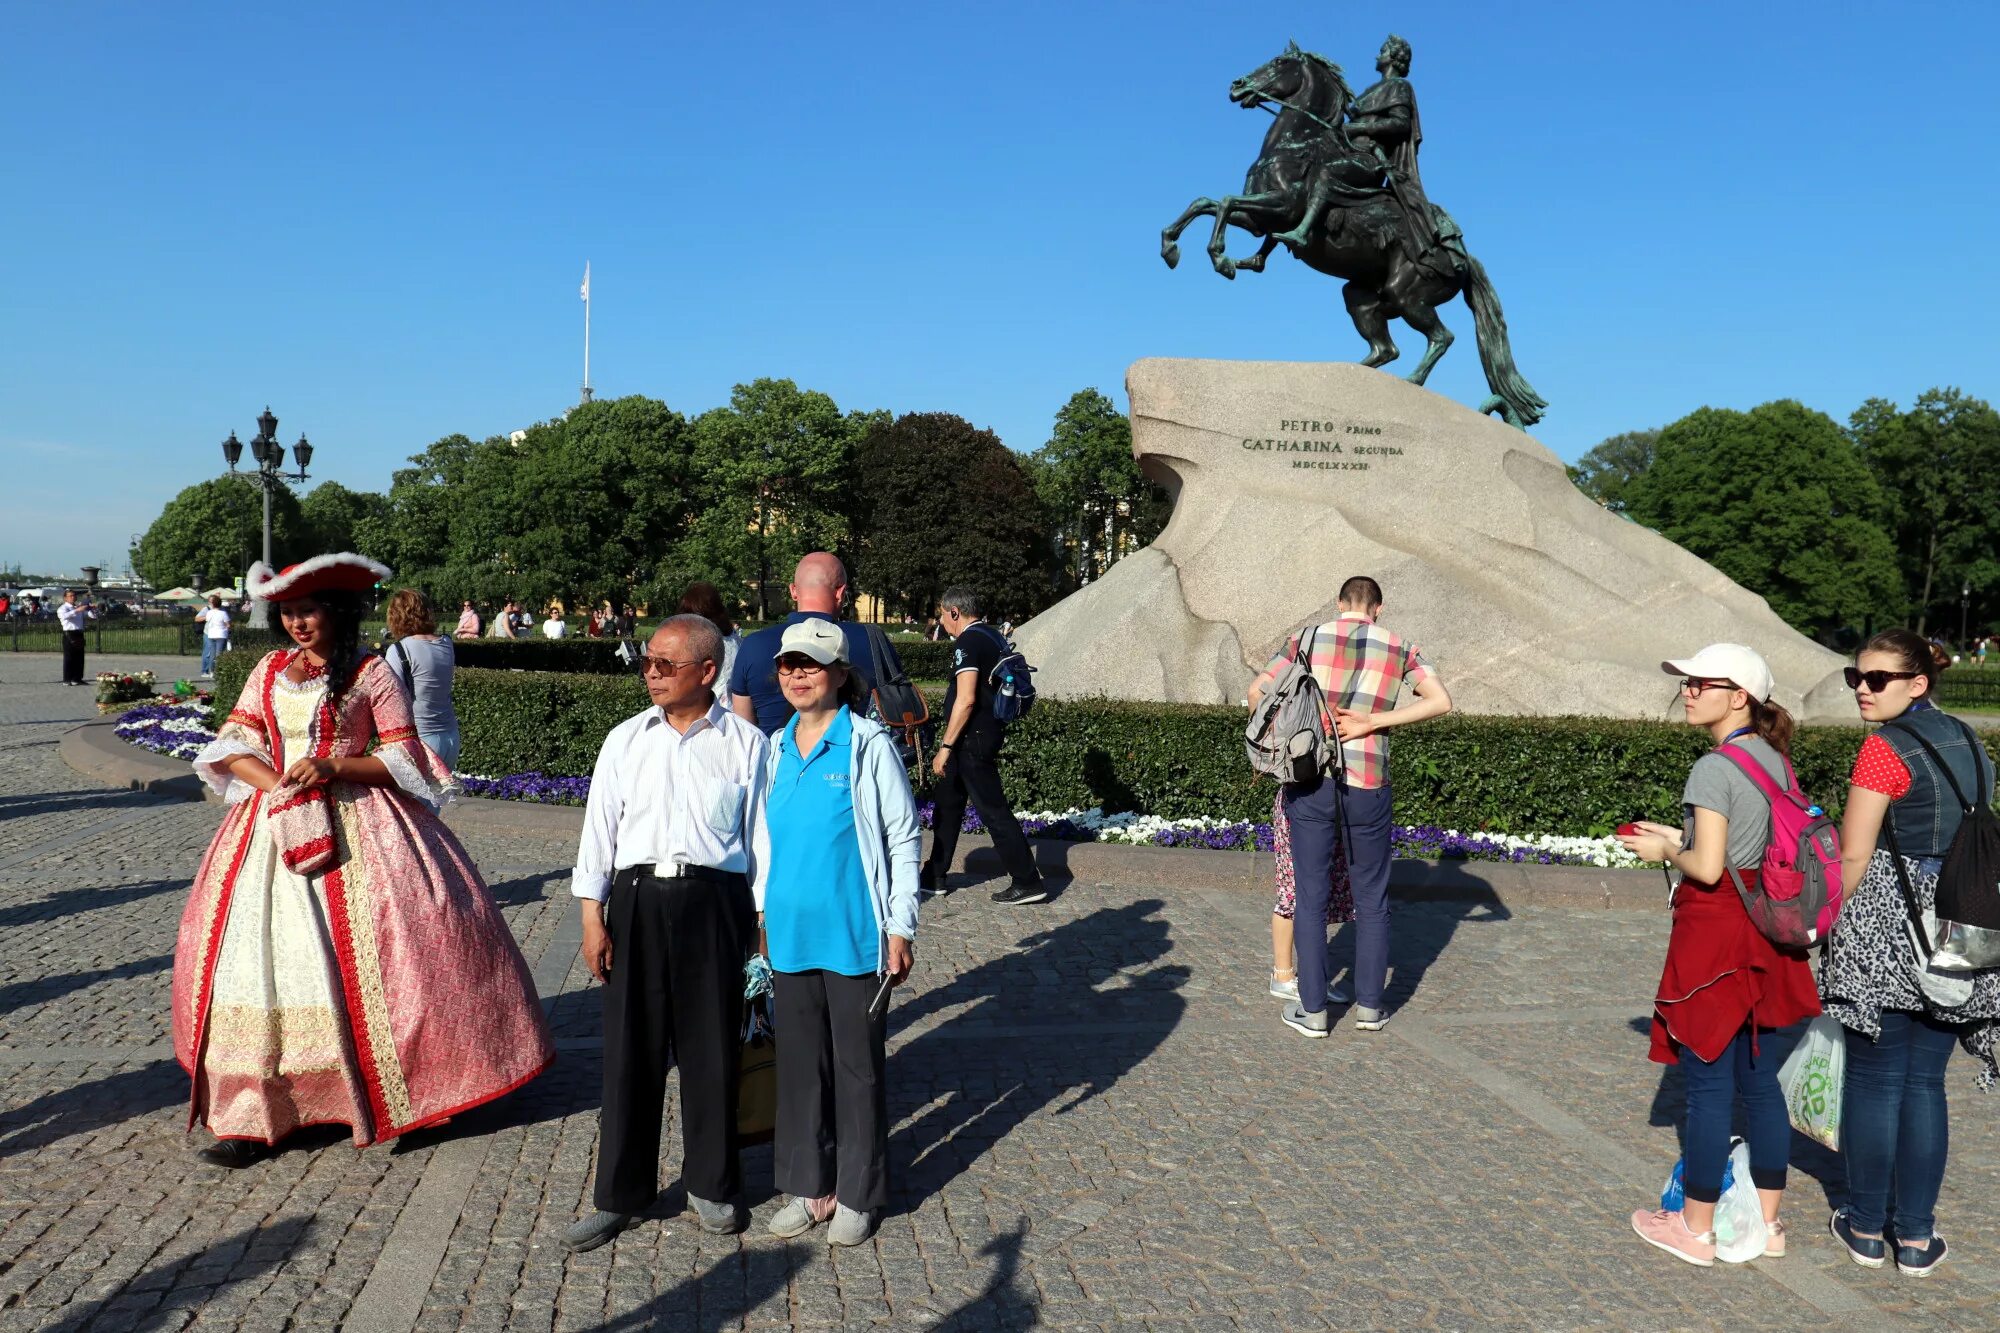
[756,617,920,1246]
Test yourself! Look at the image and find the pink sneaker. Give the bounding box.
[1631,1208,1716,1267]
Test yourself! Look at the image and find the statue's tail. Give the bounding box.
[1459,252,1548,429]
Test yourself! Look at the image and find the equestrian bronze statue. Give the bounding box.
[1161,37,1547,429]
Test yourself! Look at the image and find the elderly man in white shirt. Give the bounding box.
[562,613,771,1254]
[57,590,95,685]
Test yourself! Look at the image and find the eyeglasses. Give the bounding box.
[776,655,829,677]
[1679,678,1734,696]
[639,655,705,678]
[1844,667,1920,693]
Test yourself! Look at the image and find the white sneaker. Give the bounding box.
[1270,972,1351,1004]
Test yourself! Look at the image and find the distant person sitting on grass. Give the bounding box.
[491,600,520,638]
[454,600,481,639]
[542,610,568,639]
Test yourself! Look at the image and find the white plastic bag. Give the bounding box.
[1779,1015,1844,1151]
[1713,1140,1768,1263]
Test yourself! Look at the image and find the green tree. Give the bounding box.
[1849,388,2000,637]
[1566,428,1659,512]
[1031,388,1172,589]
[852,412,1053,621]
[300,481,392,556]
[1623,401,1899,635]
[134,475,307,590]
[670,379,868,619]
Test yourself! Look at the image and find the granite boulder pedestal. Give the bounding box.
[1013,358,1851,721]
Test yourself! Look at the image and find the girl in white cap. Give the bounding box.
[1619,644,1819,1266]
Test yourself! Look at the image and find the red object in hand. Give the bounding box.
[1616,823,1644,838]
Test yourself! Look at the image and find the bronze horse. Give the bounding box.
[1161,44,1546,428]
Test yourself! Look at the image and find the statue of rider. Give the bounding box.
[1275,34,1439,263]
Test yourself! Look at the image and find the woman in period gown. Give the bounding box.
[174,554,553,1166]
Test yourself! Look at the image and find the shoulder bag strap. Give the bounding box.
[391,638,415,693]
[1880,801,1939,967]
[1883,719,1974,814]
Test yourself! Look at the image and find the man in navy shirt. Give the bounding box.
[729,553,899,734]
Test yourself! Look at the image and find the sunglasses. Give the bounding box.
[639,655,704,677]
[1679,678,1735,696]
[1844,667,1920,693]
[776,655,830,676]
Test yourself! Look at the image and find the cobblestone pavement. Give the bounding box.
[3,653,1998,1331]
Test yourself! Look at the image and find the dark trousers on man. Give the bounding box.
[596,866,755,1214]
[771,969,888,1212]
[61,630,85,684]
[923,730,1040,888]
[1283,777,1394,1013]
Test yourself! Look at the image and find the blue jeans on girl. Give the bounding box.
[1680,1025,1792,1204]
[1841,1009,1958,1241]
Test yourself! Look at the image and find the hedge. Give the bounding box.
[371,633,958,681]
[211,649,1999,835]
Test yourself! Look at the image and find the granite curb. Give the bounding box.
[62,715,1662,910]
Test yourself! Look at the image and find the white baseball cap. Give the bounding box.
[1660,643,1775,704]
[778,617,850,666]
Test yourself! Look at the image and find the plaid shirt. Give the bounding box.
[1258,612,1433,789]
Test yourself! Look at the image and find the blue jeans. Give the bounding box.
[1679,1025,1792,1204]
[1283,777,1393,1013]
[1841,1009,1957,1240]
[420,727,461,770]
[201,637,226,674]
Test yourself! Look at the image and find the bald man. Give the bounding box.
[729,553,905,734]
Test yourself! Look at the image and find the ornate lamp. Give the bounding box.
[221,430,242,469]
[292,434,313,472]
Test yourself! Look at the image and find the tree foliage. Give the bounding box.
[1567,428,1658,512]
[1031,388,1171,589]
[300,481,392,556]
[1624,401,1899,635]
[1850,388,2000,636]
[852,412,1053,621]
[134,475,307,590]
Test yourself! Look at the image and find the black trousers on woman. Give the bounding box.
[595,867,754,1214]
[61,630,86,684]
[772,968,888,1212]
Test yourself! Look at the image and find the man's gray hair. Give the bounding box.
[939,585,982,619]
[655,613,725,672]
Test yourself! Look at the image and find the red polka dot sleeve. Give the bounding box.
[1850,733,1911,799]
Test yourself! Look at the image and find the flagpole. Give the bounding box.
[580,261,593,404]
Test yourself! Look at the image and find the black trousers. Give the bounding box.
[923,730,1040,887]
[772,969,888,1211]
[61,630,85,684]
[596,868,754,1213]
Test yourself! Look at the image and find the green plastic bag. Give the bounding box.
[1779,1016,1844,1151]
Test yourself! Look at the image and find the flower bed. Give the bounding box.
[95,670,157,710]
[112,709,1637,867]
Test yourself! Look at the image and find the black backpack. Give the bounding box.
[1882,717,2000,971]
[970,623,1036,723]
[860,624,930,767]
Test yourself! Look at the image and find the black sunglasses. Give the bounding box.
[1844,667,1920,693]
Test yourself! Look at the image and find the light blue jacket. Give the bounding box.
[755,709,920,974]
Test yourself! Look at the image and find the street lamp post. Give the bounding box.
[221,406,313,628]
[1962,581,1972,653]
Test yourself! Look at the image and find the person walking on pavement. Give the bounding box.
[754,619,920,1247]
[197,593,232,678]
[57,589,94,685]
[563,614,771,1253]
[920,587,1045,905]
[1247,576,1451,1037]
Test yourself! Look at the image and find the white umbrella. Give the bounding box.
[154,587,205,604]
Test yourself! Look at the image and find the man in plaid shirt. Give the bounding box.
[1248,576,1452,1037]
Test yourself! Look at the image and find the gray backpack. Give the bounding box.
[1245,626,1338,782]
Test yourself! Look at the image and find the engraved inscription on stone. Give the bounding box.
[1238,419,1406,470]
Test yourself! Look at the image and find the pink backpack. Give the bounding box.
[1715,744,1844,948]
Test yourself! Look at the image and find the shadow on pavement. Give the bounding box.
[485,868,568,908]
[886,900,1188,1212]
[587,1239,808,1332]
[0,1058,185,1156]
[0,876,186,930]
[0,786,163,820]
[1325,870,1513,1007]
[929,1219,1037,1331]
[37,1215,317,1333]
[0,952,172,1016]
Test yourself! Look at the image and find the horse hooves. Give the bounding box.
[1162,244,1180,270]
[1217,261,1237,280]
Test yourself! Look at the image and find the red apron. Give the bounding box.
[1649,869,1821,1065]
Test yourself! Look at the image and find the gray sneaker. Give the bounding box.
[1280,1002,1330,1038]
[688,1194,746,1235]
[1353,1005,1390,1032]
[561,1210,640,1253]
[828,1203,877,1247]
[767,1194,834,1238]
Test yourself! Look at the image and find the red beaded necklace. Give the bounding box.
[289,649,330,682]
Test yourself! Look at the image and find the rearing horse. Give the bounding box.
[1160,42,1546,429]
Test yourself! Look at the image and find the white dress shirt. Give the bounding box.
[571,697,771,907]
[56,601,91,631]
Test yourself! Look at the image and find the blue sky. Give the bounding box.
[4,1,1996,574]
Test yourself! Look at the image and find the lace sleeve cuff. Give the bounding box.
[193,735,269,804]
[377,742,460,813]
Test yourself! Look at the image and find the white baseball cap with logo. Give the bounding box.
[778,617,851,666]
[1660,643,1775,704]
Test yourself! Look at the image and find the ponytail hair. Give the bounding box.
[1861,628,1952,697]
[1749,696,1795,757]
